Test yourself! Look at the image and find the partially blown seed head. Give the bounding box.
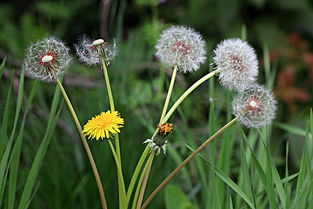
[213,38,258,92]
[23,37,71,82]
[232,85,277,128]
[156,25,206,73]
[75,36,117,66]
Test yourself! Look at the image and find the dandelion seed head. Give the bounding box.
[23,37,71,82]
[213,38,258,91]
[155,25,206,73]
[75,36,117,66]
[83,111,124,140]
[232,85,277,128]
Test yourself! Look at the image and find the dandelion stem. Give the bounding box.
[126,128,161,206]
[127,70,217,207]
[133,66,177,208]
[160,70,217,124]
[100,55,127,208]
[108,140,127,208]
[131,153,155,209]
[136,153,155,209]
[56,79,107,209]
[100,58,121,157]
[160,65,177,122]
[126,146,150,204]
[141,117,238,209]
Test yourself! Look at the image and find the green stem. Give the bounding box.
[131,153,155,209]
[127,70,217,207]
[136,153,155,209]
[108,140,127,208]
[100,55,126,208]
[126,126,161,202]
[159,65,177,122]
[56,80,107,209]
[126,146,150,204]
[141,117,238,209]
[133,67,177,208]
[160,70,217,124]
[101,57,121,157]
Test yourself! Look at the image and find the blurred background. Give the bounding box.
[0,0,313,208]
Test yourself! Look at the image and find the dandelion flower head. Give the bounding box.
[156,25,206,73]
[75,36,117,66]
[157,123,173,136]
[232,85,277,128]
[23,37,71,82]
[213,38,258,92]
[83,111,124,140]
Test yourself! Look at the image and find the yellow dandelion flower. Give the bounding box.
[83,111,124,140]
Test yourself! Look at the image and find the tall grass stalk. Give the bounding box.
[18,78,61,209]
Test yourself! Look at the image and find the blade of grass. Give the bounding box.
[0,72,13,159]
[7,123,24,209]
[275,122,309,138]
[187,146,255,209]
[242,131,267,187]
[255,172,299,198]
[258,129,287,209]
[265,139,276,209]
[0,58,6,80]
[8,80,39,209]
[208,100,220,209]
[18,83,61,209]
[229,196,233,209]
[239,138,256,208]
[0,69,24,206]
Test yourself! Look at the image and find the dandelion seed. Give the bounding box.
[156,25,206,73]
[23,37,71,82]
[232,85,277,128]
[75,36,117,66]
[213,38,258,92]
[83,111,124,140]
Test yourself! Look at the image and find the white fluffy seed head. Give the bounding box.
[23,37,71,83]
[213,38,259,92]
[155,25,206,73]
[232,85,277,128]
[75,36,117,66]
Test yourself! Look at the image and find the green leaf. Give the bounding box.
[275,122,308,137]
[135,0,159,7]
[0,71,12,159]
[18,84,61,209]
[165,184,198,209]
[0,58,5,80]
[35,2,72,20]
[8,78,39,209]
[0,76,13,206]
[239,139,256,207]
[185,144,256,209]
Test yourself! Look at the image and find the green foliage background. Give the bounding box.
[0,0,313,209]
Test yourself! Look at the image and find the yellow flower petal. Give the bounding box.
[82,111,124,140]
